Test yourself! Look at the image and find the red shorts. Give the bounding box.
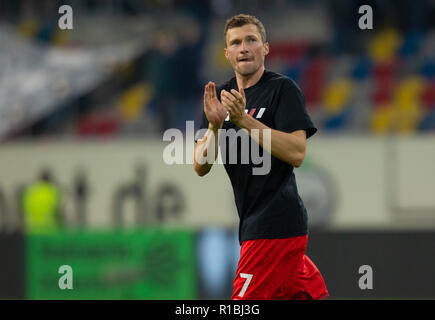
[231,235,329,300]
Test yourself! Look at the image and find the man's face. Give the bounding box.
[224,24,269,77]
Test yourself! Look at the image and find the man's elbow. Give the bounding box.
[193,148,207,177]
[290,151,305,168]
[193,163,211,177]
[194,168,208,177]
[292,159,303,168]
[286,132,307,168]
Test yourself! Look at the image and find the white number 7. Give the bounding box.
[238,273,253,298]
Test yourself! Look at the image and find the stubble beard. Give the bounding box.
[235,62,259,78]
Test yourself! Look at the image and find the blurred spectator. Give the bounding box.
[22,168,63,233]
[173,20,203,130]
[144,30,179,133]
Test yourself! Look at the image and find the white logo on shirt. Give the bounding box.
[225,107,267,121]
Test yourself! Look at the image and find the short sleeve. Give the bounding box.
[274,79,317,139]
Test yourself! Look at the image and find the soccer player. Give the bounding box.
[193,14,329,300]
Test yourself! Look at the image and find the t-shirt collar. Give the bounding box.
[233,69,268,91]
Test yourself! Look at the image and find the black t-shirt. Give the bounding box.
[195,70,317,244]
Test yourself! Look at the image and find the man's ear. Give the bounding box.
[263,42,270,56]
[224,46,229,60]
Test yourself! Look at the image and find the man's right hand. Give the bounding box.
[204,82,227,130]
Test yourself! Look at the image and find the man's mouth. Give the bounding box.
[238,57,253,62]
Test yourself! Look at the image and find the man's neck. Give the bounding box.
[236,66,265,90]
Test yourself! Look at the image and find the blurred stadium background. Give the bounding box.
[0,0,435,299]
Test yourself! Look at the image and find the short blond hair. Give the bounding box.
[224,14,266,46]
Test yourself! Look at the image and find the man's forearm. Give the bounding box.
[193,124,220,176]
[237,115,306,167]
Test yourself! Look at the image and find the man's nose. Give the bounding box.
[240,41,249,53]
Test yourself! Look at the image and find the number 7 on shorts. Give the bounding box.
[238,273,253,298]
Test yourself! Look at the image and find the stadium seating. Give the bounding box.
[1,4,434,138]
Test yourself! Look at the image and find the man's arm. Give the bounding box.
[193,82,227,176]
[238,116,306,168]
[193,123,220,176]
[221,88,307,168]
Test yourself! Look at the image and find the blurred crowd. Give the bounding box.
[0,0,434,139]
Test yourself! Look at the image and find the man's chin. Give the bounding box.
[236,66,258,77]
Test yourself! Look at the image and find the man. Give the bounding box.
[193,14,328,300]
[23,168,63,234]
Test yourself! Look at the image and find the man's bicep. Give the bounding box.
[289,129,306,139]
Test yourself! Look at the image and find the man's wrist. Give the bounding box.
[208,123,221,132]
[235,113,250,129]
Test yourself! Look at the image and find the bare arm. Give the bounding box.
[221,88,307,167]
[237,115,306,167]
[193,124,220,176]
[193,82,227,177]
